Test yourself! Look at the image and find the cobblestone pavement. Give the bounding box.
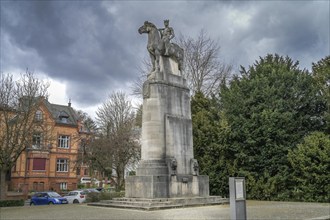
[1,200,329,220]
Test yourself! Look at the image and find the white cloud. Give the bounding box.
[47,76,100,119]
[228,10,253,31]
[47,78,68,106]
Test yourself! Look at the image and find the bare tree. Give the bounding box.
[132,30,232,98]
[131,58,152,99]
[86,92,140,190]
[72,110,97,176]
[0,71,49,200]
[134,104,143,128]
[76,110,98,133]
[178,30,232,96]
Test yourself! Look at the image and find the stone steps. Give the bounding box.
[88,196,229,211]
[88,202,184,211]
[100,199,173,206]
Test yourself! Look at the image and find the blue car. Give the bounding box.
[30,191,68,205]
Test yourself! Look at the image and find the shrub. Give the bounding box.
[288,132,330,202]
[85,192,100,203]
[109,191,125,198]
[77,183,85,189]
[0,199,24,207]
[99,192,112,201]
[85,191,125,203]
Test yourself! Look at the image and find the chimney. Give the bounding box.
[68,98,71,107]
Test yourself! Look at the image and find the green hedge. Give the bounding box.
[0,199,24,207]
[85,191,125,203]
[85,192,100,203]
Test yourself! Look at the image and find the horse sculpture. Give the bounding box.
[138,21,184,73]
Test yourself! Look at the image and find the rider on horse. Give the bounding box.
[138,20,184,72]
[158,20,175,56]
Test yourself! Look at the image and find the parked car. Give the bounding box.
[30,192,68,205]
[83,188,100,193]
[80,177,91,184]
[63,190,87,204]
[95,187,104,192]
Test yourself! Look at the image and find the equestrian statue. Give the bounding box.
[138,20,184,73]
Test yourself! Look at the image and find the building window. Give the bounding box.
[61,117,68,123]
[59,111,69,124]
[76,168,80,175]
[84,169,88,175]
[56,159,69,172]
[35,110,43,121]
[39,182,45,191]
[33,158,46,171]
[33,182,38,191]
[59,182,67,190]
[32,133,42,149]
[58,135,70,149]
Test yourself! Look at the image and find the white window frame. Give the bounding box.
[59,182,67,190]
[35,110,43,121]
[56,159,69,172]
[32,133,42,149]
[61,117,68,123]
[58,135,70,149]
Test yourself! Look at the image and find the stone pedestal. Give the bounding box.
[126,56,209,198]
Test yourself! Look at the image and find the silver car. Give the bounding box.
[63,190,87,204]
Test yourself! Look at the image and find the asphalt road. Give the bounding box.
[0,200,329,220]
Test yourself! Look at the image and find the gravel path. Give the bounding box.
[1,200,329,220]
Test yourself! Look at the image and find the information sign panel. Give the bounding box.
[229,177,247,220]
[235,179,244,199]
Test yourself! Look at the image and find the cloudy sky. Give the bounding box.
[1,1,329,118]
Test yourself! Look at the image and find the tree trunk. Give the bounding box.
[116,164,126,191]
[115,166,125,192]
[0,169,7,200]
[115,171,121,192]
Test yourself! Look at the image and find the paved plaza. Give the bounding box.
[0,200,329,220]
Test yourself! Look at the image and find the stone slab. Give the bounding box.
[125,174,209,198]
[125,175,169,198]
[88,196,229,211]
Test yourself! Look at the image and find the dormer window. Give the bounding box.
[35,110,43,121]
[58,111,69,123]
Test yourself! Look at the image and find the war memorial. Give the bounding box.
[89,20,228,210]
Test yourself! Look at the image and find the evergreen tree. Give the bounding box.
[288,132,330,202]
[191,92,230,196]
[219,54,327,200]
[312,56,330,133]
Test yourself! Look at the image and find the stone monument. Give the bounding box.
[125,20,209,198]
[88,21,228,209]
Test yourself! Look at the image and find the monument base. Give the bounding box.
[125,174,209,198]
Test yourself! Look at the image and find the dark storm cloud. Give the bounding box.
[1,1,140,105]
[249,2,325,51]
[1,1,329,108]
[220,1,329,69]
[2,2,73,52]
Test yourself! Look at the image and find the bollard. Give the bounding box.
[229,177,247,220]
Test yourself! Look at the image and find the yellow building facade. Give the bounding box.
[10,98,90,193]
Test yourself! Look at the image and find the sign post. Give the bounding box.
[229,177,247,220]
